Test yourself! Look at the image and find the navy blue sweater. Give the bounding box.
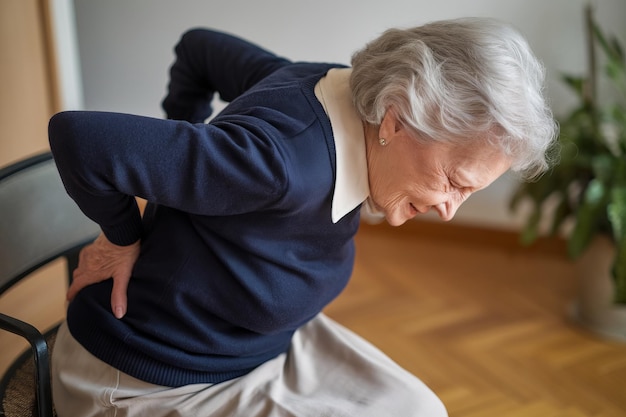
[48,29,360,386]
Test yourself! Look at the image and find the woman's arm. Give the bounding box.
[162,28,291,122]
[48,111,287,246]
[49,109,288,317]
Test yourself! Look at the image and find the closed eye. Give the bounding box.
[449,179,463,191]
[450,178,472,192]
[449,180,473,201]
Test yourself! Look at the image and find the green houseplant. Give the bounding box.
[510,4,626,305]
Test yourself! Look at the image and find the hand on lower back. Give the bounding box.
[67,232,141,319]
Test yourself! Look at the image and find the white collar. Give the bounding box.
[315,68,371,224]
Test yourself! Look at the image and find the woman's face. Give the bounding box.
[365,112,512,226]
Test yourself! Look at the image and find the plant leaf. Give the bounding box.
[561,75,586,98]
[609,188,626,303]
[549,195,571,235]
[568,179,609,258]
[608,187,626,244]
[591,154,614,181]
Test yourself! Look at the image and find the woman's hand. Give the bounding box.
[67,232,141,319]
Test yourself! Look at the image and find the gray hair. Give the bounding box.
[350,17,558,179]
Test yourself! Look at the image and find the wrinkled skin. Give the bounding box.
[67,233,140,319]
[365,110,512,226]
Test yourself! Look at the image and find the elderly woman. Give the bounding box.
[49,17,556,416]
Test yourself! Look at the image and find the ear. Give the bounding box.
[378,108,403,143]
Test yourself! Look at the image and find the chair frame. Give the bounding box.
[0,153,99,417]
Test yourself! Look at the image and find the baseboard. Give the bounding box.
[358,219,568,259]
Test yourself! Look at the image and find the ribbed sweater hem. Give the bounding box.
[67,308,286,387]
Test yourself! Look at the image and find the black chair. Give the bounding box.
[0,153,99,417]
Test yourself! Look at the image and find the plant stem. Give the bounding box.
[584,2,597,109]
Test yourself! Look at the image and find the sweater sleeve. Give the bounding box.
[48,111,287,246]
[161,28,291,123]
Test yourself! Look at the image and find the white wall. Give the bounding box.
[70,0,626,230]
[51,0,84,110]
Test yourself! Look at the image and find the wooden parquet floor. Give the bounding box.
[1,220,625,416]
[325,222,626,417]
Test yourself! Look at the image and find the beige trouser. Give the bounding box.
[52,314,447,417]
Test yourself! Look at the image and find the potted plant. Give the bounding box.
[510,4,626,338]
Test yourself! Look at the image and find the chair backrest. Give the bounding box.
[0,153,100,294]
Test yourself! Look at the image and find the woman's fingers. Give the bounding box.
[65,233,141,319]
[110,272,130,319]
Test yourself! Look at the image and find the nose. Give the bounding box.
[434,202,459,221]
